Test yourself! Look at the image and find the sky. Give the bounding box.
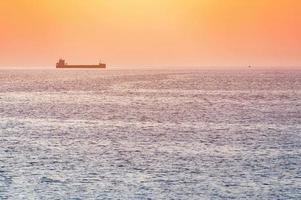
[0,0,300,68]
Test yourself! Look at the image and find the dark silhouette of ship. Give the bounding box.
[56,59,106,69]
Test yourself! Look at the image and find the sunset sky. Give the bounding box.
[0,0,300,68]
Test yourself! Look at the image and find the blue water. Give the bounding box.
[0,70,300,199]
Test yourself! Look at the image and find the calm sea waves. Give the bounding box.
[0,69,300,199]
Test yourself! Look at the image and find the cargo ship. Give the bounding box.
[56,59,106,69]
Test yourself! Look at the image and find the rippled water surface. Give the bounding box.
[0,69,300,199]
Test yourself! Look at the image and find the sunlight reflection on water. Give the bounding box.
[0,70,300,199]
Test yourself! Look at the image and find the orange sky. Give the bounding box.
[0,0,300,68]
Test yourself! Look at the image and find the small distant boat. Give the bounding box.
[56,59,106,69]
[248,65,252,68]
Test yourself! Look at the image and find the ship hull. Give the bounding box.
[56,64,106,69]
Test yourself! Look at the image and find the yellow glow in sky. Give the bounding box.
[0,0,301,68]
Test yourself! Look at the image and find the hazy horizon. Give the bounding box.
[1,65,301,71]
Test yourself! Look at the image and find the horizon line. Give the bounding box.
[0,65,300,71]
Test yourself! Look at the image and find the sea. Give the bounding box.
[0,69,300,199]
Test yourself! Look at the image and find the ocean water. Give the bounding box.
[0,69,300,199]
